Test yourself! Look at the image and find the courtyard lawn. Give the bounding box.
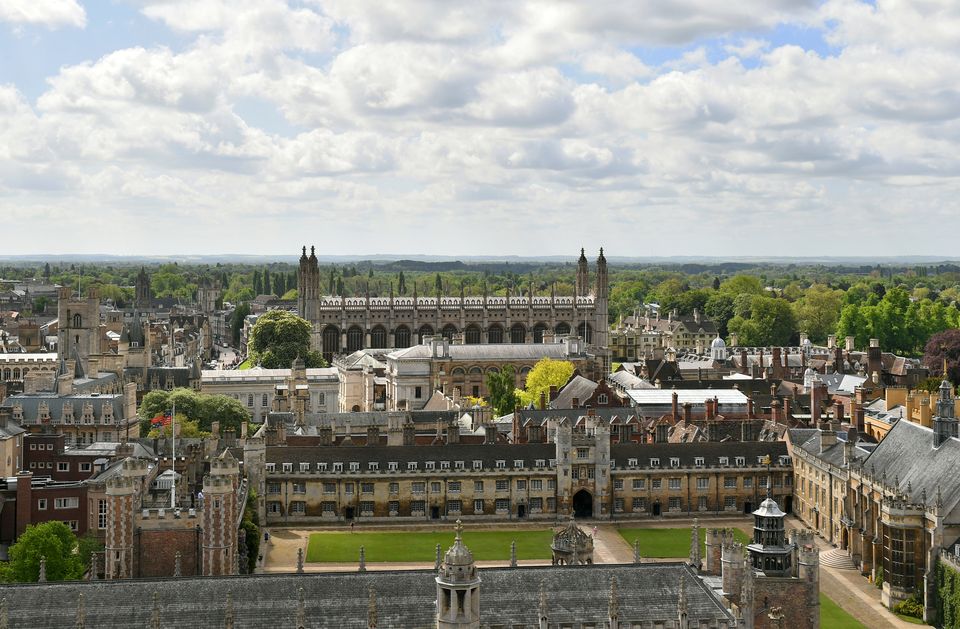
[616,527,751,558]
[306,529,555,563]
[820,593,866,628]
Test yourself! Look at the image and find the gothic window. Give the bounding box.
[322,326,340,357]
[346,326,363,352]
[12,368,20,380]
[510,323,526,343]
[555,322,571,336]
[464,325,481,345]
[370,326,387,349]
[261,394,268,407]
[73,314,82,328]
[417,324,434,343]
[577,322,593,343]
[394,325,411,348]
[533,323,547,344]
[441,324,458,340]
[488,324,504,344]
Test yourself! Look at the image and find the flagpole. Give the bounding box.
[171,399,176,509]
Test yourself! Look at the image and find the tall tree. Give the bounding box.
[0,521,83,582]
[923,329,960,383]
[248,310,326,368]
[516,358,575,407]
[252,270,262,295]
[486,365,518,417]
[263,268,271,295]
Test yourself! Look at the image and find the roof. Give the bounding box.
[387,342,585,362]
[626,389,750,406]
[552,375,598,409]
[608,370,652,390]
[0,562,732,628]
[266,442,557,467]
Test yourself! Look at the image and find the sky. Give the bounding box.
[1,0,959,258]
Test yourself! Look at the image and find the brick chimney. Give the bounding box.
[682,402,692,424]
[740,349,748,375]
[747,397,755,419]
[671,391,679,421]
[771,347,782,379]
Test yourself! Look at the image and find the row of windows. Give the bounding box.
[619,455,790,469]
[269,497,556,517]
[37,497,79,510]
[266,458,553,473]
[243,392,327,408]
[267,479,559,495]
[319,322,591,352]
[29,461,91,473]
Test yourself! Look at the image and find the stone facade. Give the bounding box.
[298,247,611,369]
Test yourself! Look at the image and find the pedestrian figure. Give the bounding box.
[592,525,598,537]
[351,521,355,533]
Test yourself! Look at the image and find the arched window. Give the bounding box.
[533,323,547,344]
[441,324,458,341]
[73,313,82,328]
[465,325,481,345]
[577,322,593,344]
[2,368,9,380]
[346,326,364,352]
[555,322,571,336]
[247,394,254,407]
[488,324,504,344]
[262,393,268,407]
[452,367,466,377]
[370,326,387,349]
[12,368,20,380]
[322,326,340,357]
[510,323,526,344]
[394,326,411,348]
[417,325,434,344]
[468,366,483,376]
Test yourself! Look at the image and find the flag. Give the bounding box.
[150,413,165,426]
[151,412,173,427]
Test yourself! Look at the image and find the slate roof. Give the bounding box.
[860,419,960,515]
[610,440,787,468]
[608,370,652,390]
[266,442,557,467]
[3,391,128,421]
[552,375,598,409]
[0,562,732,628]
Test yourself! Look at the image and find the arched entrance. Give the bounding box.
[652,500,662,517]
[572,490,593,518]
[841,527,849,550]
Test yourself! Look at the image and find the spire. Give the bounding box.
[295,587,306,629]
[435,543,442,570]
[368,587,378,629]
[89,552,98,580]
[359,546,366,572]
[38,556,47,582]
[576,248,589,297]
[75,594,86,629]
[608,576,619,625]
[173,551,182,577]
[296,547,304,574]
[223,592,235,629]
[633,539,641,564]
[689,518,701,570]
[510,540,517,568]
[538,580,548,624]
[150,593,161,629]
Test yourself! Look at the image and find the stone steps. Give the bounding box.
[820,548,857,570]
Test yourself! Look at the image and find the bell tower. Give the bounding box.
[575,248,589,297]
[436,520,481,629]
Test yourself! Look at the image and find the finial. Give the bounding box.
[633,539,641,564]
[75,593,86,629]
[89,552,98,580]
[38,556,47,582]
[150,592,161,629]
[937,485,944,509]
[302,246,306,256]
[510,540,517,568]
[174,551,182,577]
[368,587,378,629]
[310,246,315,256]
[608,576,619,620]
[359,546,366,572]
[435,543,442,570]
[455,518,463,540]
[295,587,306,629]
[296,547,304,574]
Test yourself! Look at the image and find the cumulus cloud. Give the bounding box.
[5,0,960,255]
[0,0,86,29]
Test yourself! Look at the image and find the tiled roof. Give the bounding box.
[0,562,732,628]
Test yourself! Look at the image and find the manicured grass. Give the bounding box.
[616,527,751,558]
[820,593,867,628]
[306,529,554,563]
[895,613,927,625]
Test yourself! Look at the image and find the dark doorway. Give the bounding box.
[652,500,661,517]
[431,506,440,520]
[784,496,794,513]
[573,490,593,518]
[345,507,355,520]
[744,501,753,514]
[517,504,526,519]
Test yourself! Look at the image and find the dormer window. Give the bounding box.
[719,457,729,466]
[282,463,293,473]
[670,457,680,468]
[735,456,745,466]
[694,457,704,467]
[388,462,398,471]
[628,458,638,467]
[473,460,483,471]
[650,458,660,467]
[496,460,506,469]
[407,462,418,471]
[425,461,435,471]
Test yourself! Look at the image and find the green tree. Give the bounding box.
[794,285,844,343]
[139,388,249,435]
[263,268,271,295]
[727,296,796,346]
[248,310,326,368]
[1,521,83,582]
[516,358,576,407]
[252,270,262,295]
[486,365,517,417]
[718,275,764,296]
[230,302,251,346]
[704,293,736,338]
